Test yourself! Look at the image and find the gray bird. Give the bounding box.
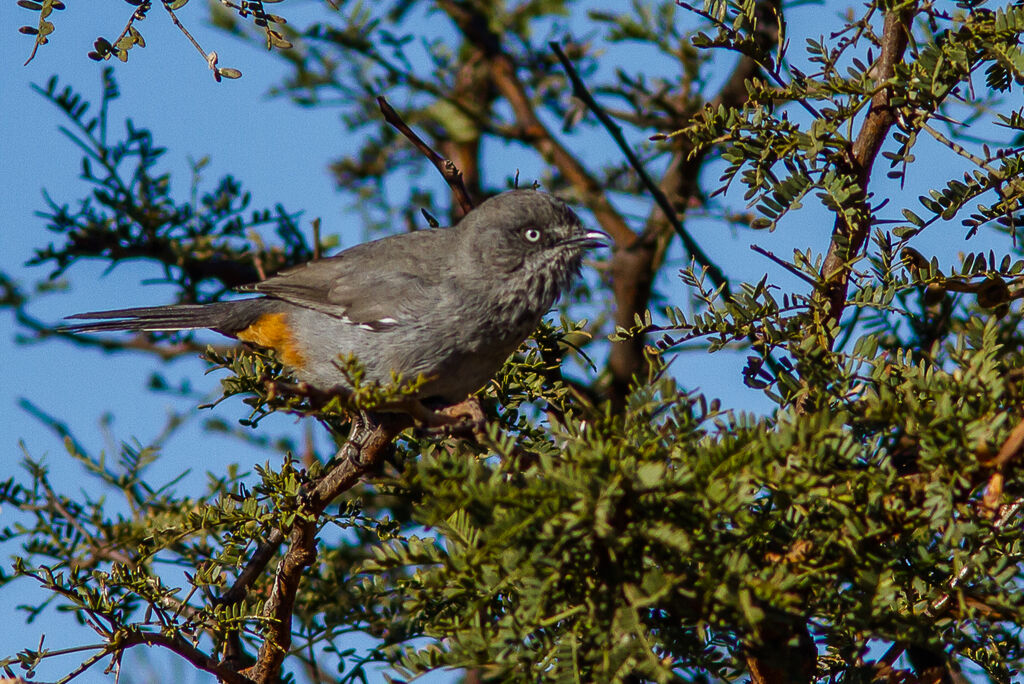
[64,190,607,406]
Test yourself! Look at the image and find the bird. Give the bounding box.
[64,190,607,412]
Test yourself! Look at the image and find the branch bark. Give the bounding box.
[248,413,409,683]
[377,96,476,216]
[120,629,254,684]
[818,6,916,330]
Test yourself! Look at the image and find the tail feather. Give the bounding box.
[62,301,258,335]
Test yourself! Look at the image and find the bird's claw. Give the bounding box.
[340,410,374,465]
[408,396,486,437]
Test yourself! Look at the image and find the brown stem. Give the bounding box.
[119,629,254,684]
[249,414,408,683]
[377,96,476,215]
[819,6,916,330]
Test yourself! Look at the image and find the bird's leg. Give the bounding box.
[395,396,486,436]
[436,396,485,427]
[339,410,374,465]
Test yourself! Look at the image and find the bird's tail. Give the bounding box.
[62,300,264,335]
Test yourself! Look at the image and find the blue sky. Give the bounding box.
[1,1,1008,682]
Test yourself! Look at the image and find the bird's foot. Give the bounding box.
[403,396,486,437]
[339,410,374,465]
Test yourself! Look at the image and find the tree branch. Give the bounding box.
[549,41,729,294]
[119,629,254,684]
[248,413,409,683]
[376,96,476,216]
[819,5,916,329]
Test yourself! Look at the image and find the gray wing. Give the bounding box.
[238,231,451,330]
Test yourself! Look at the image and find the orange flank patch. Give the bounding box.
[235,313,307,369]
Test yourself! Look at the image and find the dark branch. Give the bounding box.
[550,41,730,295]
[248,413,409,683]
[750,244,818,286]
[377,96,475,215]
[120,629,254,684]
[819,6,915,330]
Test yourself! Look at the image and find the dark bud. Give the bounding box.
[976,276,1010,309]
[922,283,946,307]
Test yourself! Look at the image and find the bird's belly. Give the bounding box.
[283,307,530,403]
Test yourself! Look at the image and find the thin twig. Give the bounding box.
[53,646,110,684]
[920,120,1000,175]
[750,245,818,286]
[161,3,239,81]
[160,3,208,60]
[107,3,151,60]
[551,41,730,295]
[376,96,475,214]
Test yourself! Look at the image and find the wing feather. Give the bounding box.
[238,230,453,327]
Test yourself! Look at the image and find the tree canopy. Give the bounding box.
[4,1,1024,682]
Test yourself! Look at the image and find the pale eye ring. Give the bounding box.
[522,227,542,243]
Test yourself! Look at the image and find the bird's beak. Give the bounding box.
[565,229,611,249]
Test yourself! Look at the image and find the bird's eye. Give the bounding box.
[522,227,543,243]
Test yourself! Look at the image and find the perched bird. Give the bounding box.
[64,190,607,408]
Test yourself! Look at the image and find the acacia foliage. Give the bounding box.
[4,1,1024,683]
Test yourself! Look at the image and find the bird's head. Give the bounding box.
[460,190,608,281]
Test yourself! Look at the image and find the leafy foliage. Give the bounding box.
[30,69,315,301]
[14,0,292,80]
